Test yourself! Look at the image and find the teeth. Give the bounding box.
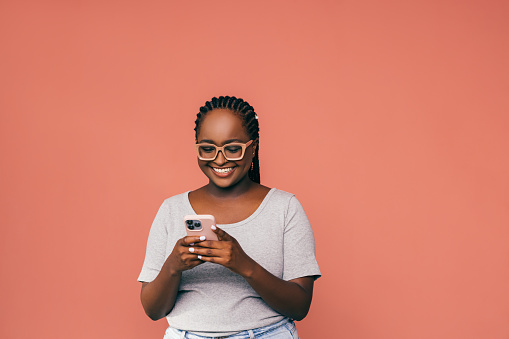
[212,167,234,174]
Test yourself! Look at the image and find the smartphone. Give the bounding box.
[184,214,218,241]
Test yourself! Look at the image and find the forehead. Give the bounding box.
[197,109,248,142]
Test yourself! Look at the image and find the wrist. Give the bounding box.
[162,260,183,278]
[240,257,258,279]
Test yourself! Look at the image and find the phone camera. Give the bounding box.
[186,219,202,230]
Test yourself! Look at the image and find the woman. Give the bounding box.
[138,96,320,338]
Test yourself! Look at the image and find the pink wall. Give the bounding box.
[1,1,508,338]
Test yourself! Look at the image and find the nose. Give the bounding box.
[214,150,228,165]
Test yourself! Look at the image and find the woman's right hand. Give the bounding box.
[165,235,207,274]
[140,235,207,321]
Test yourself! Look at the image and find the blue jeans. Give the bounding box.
[163,318,299,339]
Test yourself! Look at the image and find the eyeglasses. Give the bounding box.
[195,140,253,161]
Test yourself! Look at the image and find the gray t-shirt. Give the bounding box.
[138,188,321,336]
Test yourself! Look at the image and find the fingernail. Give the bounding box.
[198,255,202,260]
[189,247,195,253]
[190,243,195,246]
[211,225,217,230]
[200,236,206,241]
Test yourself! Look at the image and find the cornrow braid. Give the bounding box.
[194,96,261,183]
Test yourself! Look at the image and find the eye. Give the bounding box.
[225,145,242,153]
[200,146,216,153]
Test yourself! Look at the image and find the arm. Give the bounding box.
[243,259,315,321]
[192,227,315,320]
[140,266,181,321]
[140,235,204,320]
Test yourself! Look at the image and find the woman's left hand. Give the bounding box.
[191,226,255,277]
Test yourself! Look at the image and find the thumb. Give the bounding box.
[211,225,231,241]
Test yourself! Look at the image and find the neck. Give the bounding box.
[204,176,256,199]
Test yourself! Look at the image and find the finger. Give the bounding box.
[194,238,232,249]
[182,253,205,265]
[189,247,223,257]
[196,254,214,262]
[211,225,231,241]
[186,258,204,268]
[182,235,207,246]
[198,254,224,265]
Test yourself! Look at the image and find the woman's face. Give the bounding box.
[196,109,255,189]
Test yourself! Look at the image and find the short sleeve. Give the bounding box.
[138,200,169,282]
[282,196,321,281]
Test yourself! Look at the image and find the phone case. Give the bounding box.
[184,214,219,241]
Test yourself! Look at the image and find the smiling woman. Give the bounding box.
[138,96,321,339]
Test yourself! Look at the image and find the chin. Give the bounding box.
[209,176,239,188]
[206,172,250,189]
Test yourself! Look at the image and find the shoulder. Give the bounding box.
[268,188,295,200]
[156,191,191,214]
[161,191,190,204]
[268,188,300,205]
[264,188,307,216]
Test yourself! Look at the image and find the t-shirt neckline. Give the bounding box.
[184,188,276,228]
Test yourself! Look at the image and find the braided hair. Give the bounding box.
[194,96,260,183]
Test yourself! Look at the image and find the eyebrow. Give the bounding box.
[198,139,245,145]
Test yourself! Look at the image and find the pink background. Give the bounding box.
[1,1,508,338]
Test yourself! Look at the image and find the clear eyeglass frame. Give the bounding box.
[195,140,254,161]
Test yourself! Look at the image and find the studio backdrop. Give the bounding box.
[1,1,508,338]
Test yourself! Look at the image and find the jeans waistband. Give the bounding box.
[173,318,293,339]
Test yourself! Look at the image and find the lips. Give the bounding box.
[210,166,236,177]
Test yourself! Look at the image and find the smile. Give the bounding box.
[211,167,235,174]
